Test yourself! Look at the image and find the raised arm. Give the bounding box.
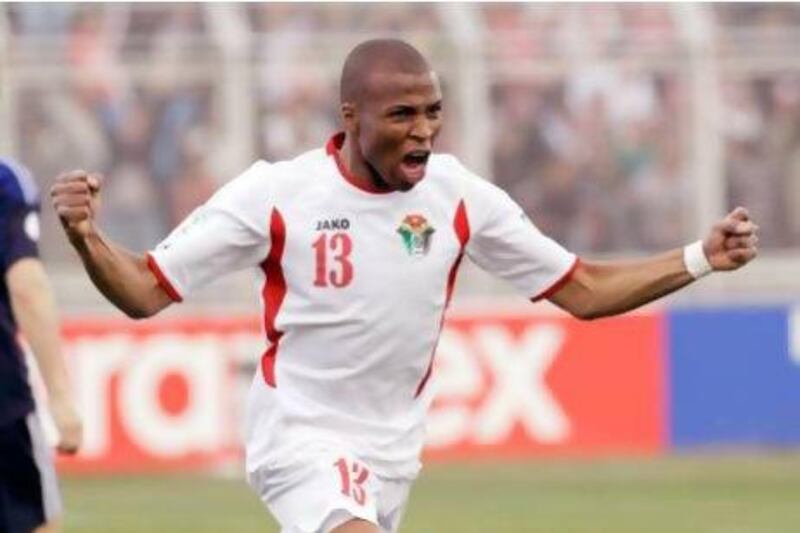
[7,258,82,454]
[50,170,173,319]
[549,207,758,320]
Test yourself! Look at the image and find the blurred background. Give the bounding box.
[2,2,800,309]
[1,3,799,532]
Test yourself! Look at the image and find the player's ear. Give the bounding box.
[340,102,358,132]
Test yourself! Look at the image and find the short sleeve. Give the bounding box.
[0,158,41,273]
[1,206,40,273]
[147,161,273,301]
[464,172,577,301]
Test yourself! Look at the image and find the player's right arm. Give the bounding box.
[50,170,172,319]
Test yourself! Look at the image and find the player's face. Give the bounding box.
[355,71,443,191]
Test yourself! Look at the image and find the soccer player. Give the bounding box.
[50,39,758,533]
[1,157,83,533]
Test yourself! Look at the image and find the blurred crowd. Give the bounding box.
[491,73,688,253]
[7,3,216,255]
[723,76,800,249]
[716,3,800,248]
[3,3,800,261]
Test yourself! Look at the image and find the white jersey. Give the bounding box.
[148,133,577,482]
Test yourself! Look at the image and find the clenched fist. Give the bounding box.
[703,206,759,271]
[48,395,83,455]
[50,170,103,243]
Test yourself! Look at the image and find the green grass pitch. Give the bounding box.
[63,454,800,532]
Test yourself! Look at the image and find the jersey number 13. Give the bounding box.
[313,232,354,288]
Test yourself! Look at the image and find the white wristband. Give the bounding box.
[683,240,713,279]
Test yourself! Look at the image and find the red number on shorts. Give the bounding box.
[312,233,353,288]
[334,457,369,506]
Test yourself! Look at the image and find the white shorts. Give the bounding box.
[248,446,412,533]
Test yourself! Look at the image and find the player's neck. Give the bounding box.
[339,139,391,192]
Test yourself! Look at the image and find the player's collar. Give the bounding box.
[326,132,393,195]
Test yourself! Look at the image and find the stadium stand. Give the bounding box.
[1,3,799,309]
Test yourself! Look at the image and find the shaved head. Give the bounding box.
[340,39,432,104]
[336,38,442,193]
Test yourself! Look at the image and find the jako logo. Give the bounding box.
[316,218,351,231]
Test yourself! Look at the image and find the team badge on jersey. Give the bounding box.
[397,214,435,256]
[24,212,40,242]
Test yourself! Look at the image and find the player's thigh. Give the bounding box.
[253,450,380,532]
[0,414,62,533]
[330,518,379,533]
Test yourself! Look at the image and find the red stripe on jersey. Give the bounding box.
[145,252,183,303]
[531,256,580,302]
[326,132,393,195]
[415,200,471,398]
[259,208,287,387]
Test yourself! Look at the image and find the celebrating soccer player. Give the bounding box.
[51,39,757,533]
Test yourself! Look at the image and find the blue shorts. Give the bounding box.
[0,413,62,532]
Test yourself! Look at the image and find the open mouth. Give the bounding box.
[400,150,431,182]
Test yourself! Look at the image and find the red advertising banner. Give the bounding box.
[53,318,261,473]
[44,311,665,473]
[424,311,666,461]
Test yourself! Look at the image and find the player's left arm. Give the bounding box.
[548,207,758,320]
[7,258,83,454]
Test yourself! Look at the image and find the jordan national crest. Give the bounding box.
[397,214,435,256]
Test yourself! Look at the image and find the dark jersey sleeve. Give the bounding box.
[1,158,41,274]
[1,204,40,273]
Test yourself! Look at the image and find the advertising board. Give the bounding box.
[43,312,665,472]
